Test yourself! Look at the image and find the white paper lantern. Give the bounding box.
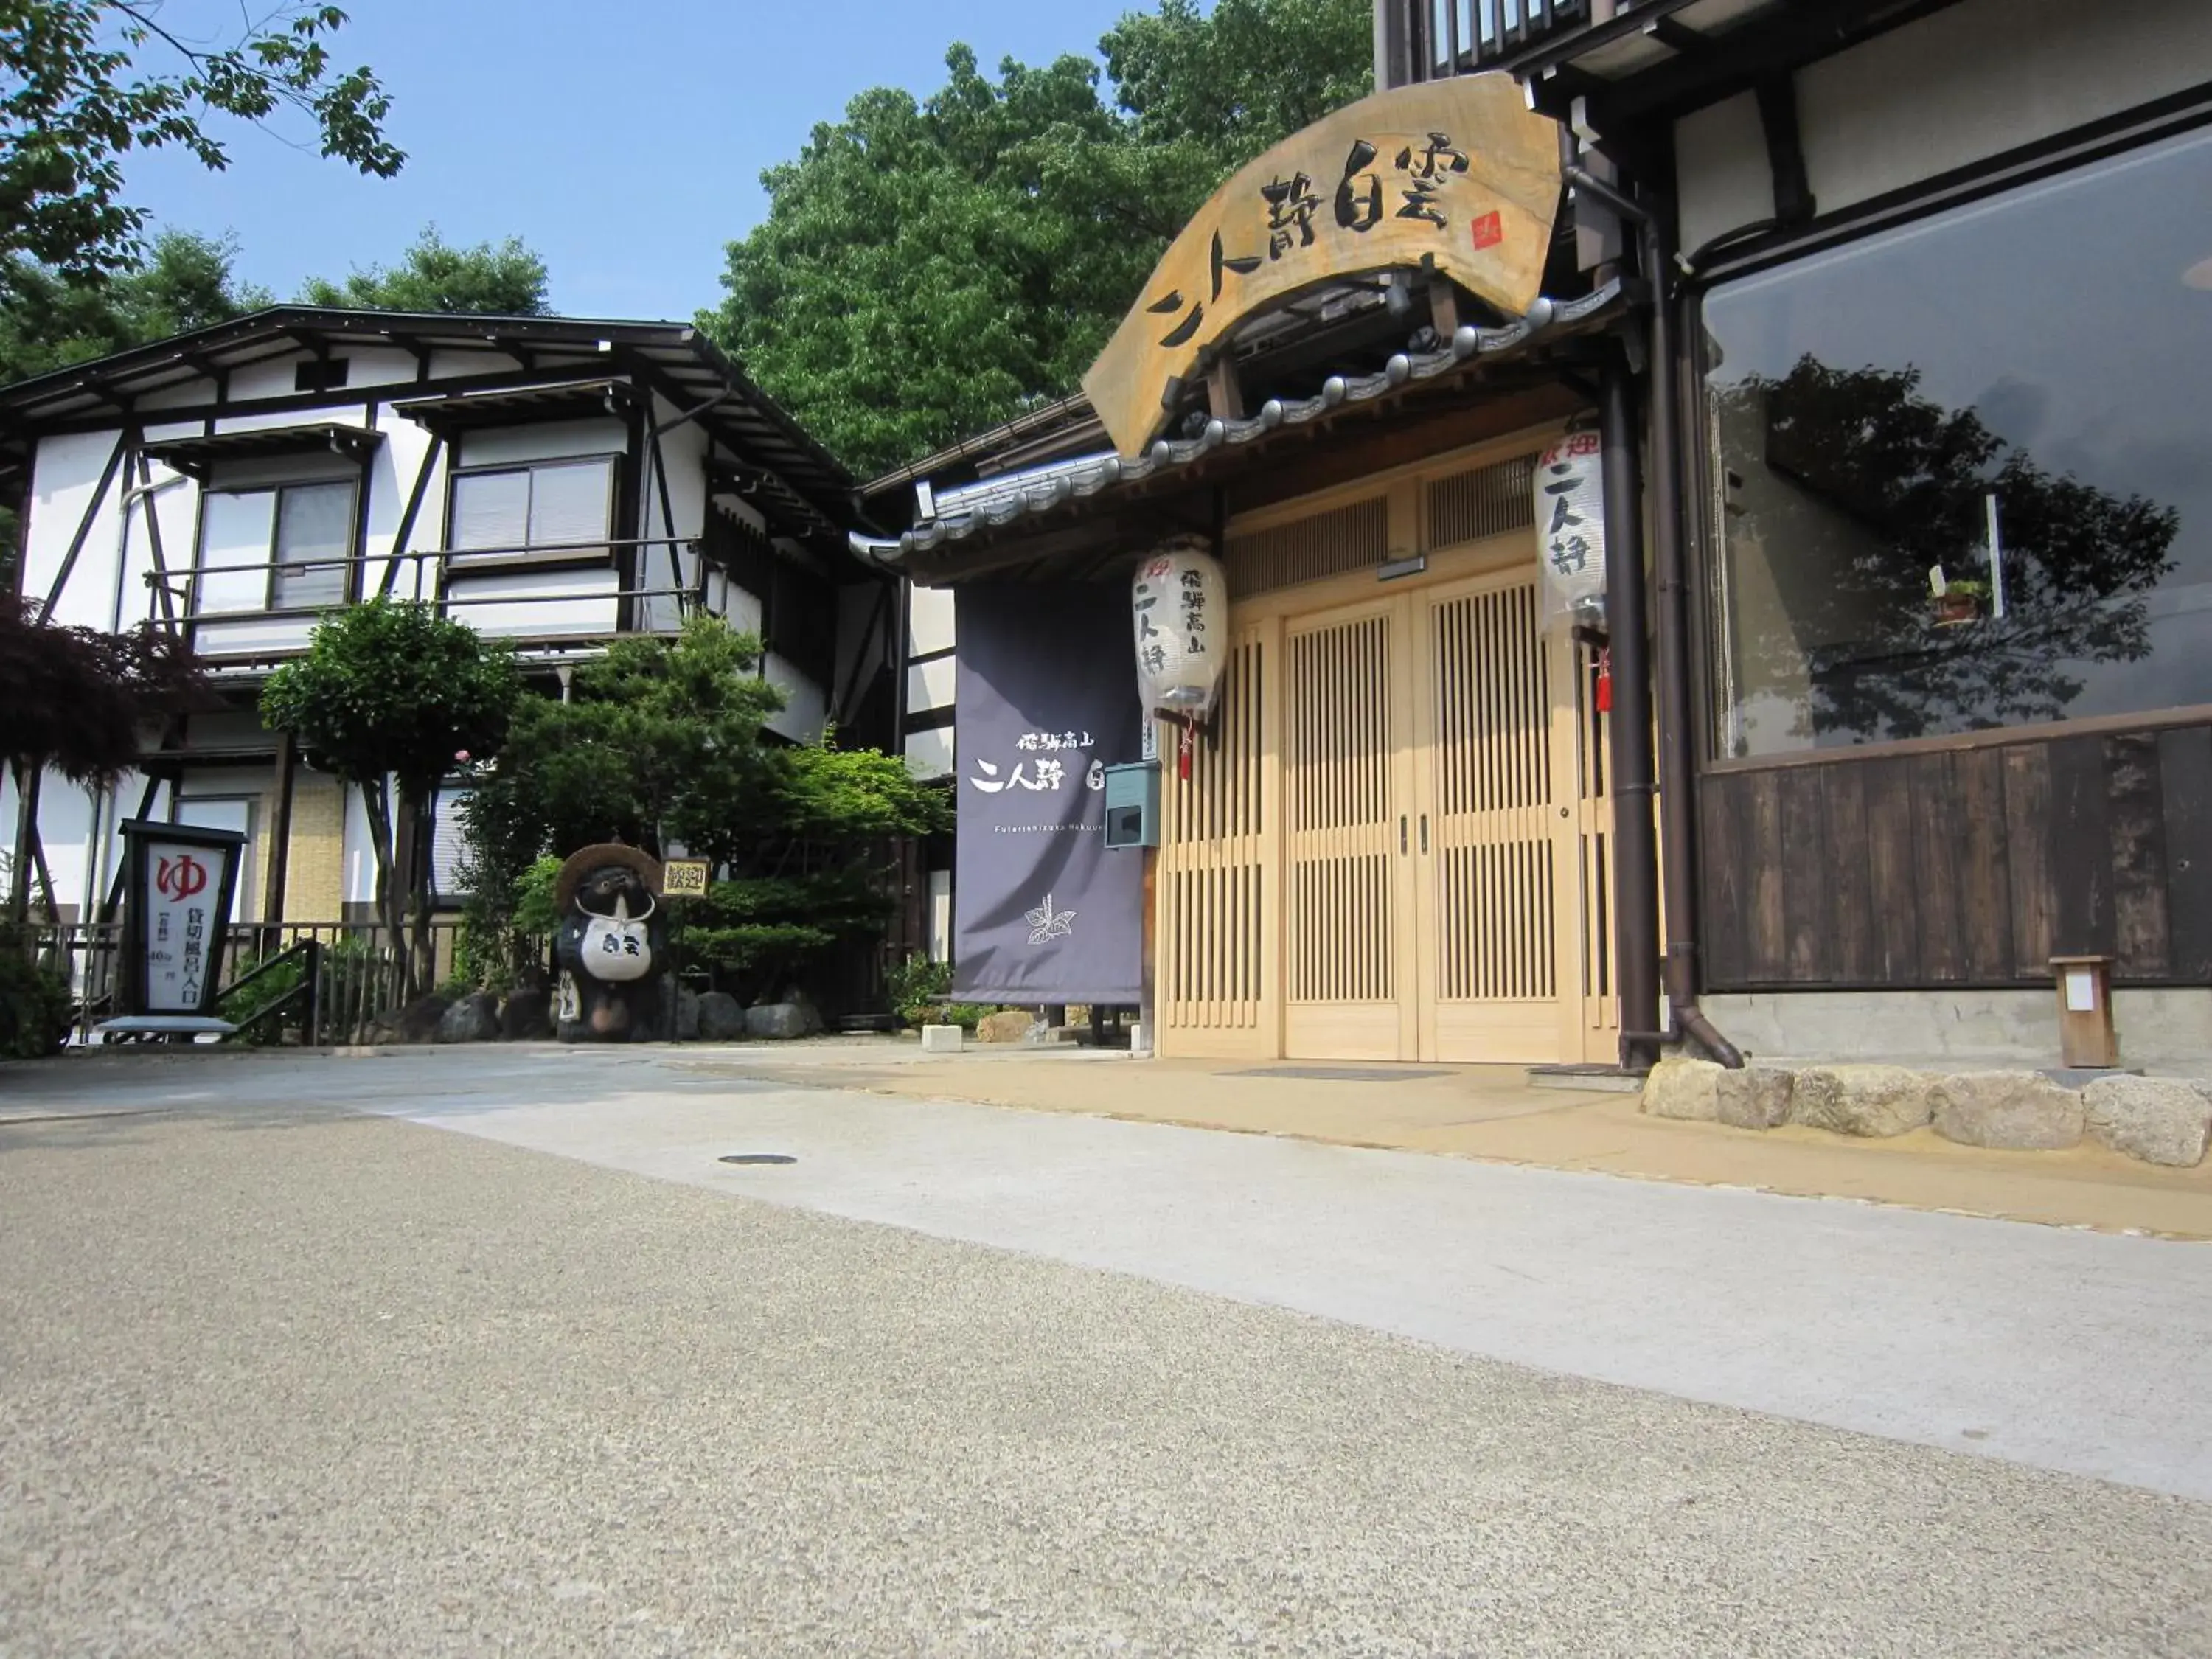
[1534,426,1607,628]
[1132,536,1228,717]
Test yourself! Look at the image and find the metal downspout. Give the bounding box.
[1600,356,1663,1073]
[1568,164,1745,1071]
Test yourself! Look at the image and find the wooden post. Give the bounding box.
[262,731,297,937]
[2051,955,2119,1069]
[9,762,42,926]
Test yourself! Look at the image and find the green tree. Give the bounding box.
[703,0,1372,477]
[461,616,947,1004]
[0,228,267,384]
[260,599,519,993]
[300,225,550,315]
[4,593,209,923]
[0,1,402,286]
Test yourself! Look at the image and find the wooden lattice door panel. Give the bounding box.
[1413,576,1572,1062]
[1282,603,1417,1060]
[1157,627,1276,1054]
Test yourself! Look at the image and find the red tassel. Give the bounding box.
[1178,723,1194,781]
[1594,647,1613,715]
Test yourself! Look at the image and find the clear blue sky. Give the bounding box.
[126,0,1147,322]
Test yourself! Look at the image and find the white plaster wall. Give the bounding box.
[906,583,956,659]
[905,725,954,782]
[1799,0,2212,218]
[343,782,379,906]
[193,615,319,657]
[1674,0,2212,254]
[638,410,707,634]
[24,431,128,630]
[364,400,445,603]
[443,567,619,637]
[1674,91,1775,257]
[456,417,626,468]
[764,652,829,745]
[138,372,218,411]
[906,655,955,715]
[428,349,524,380]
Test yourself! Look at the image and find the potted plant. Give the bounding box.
[1932,577,1989,626]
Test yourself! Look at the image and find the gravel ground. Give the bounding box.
[2,1091,2209,1658]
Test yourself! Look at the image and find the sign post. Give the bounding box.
[113,818,248,1031]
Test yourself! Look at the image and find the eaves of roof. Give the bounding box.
[898,280,1621,558]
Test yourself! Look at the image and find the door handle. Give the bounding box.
[1399,815,1408,854]
[1419,814,1429,854]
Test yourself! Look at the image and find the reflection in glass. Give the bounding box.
[1703,127,2212,757]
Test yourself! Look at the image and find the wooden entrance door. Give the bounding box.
[1158,548,1614,1065]
[1281,599,1419,1060]
[1409,571,1575,1062]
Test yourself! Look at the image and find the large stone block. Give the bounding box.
[2082,1075,2212,1168]
[437,990,500,1045]
[1643,1055,1721,1121]
[383,993,451,1046]
[1930,1071,2084,1151]
[745,1001,814,1040]
[919,1023,964,1054]
[696,991,745,1042]
[976,1009,1037,1045]
[499,988,551,1041]
[675,987,701,1043]
[1715,1065,1794,1130]
[1790,1065,1935,1138]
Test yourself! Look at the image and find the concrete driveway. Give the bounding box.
[3,1044,2209,1656]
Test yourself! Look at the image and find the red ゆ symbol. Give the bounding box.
[156,853,208,902]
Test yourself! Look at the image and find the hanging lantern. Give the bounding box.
[1131,535,1228,720]
[1534,424,1607,630]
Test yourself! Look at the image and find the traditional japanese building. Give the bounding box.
[885,0,2212,1072]
[873,74,1646,1068]
[3,308,895,939]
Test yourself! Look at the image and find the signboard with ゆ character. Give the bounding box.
[117,817,248,1018]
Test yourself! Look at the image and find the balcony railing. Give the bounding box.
[145,535,714,662]
[1391,0,1626,80]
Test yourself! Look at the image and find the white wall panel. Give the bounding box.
[638,412,707,633]
[24,431,128,630]
[1674,92,1775,258]
[1798,0,2212,220]
[457,416,627,468]
[428,349,523,380]
[764,652,829,744]
[442,567,619,637]
[364,403,444,602]
[906,582,955,658]
[905,655,955,714]
[194,613,319,656]
[139,375,218,411]
[905,724,954,782]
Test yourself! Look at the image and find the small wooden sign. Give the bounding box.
[661,858,710,897]
[1082,75,1563,457]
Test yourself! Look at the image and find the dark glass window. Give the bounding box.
[1701,126,2212,758]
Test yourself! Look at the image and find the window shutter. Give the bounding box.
[527,457,614,548]
[452,470,530,553]
[274,481,355,611]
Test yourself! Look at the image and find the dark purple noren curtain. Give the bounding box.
[951,584,1143,1005]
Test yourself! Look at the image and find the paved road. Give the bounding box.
[4,1048,2211,1656]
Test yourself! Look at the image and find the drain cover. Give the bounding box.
[717,1153,797,1166]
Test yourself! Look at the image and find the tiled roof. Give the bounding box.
[899,282,1621,555]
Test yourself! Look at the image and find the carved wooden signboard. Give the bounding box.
[1082,76,1563,458]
